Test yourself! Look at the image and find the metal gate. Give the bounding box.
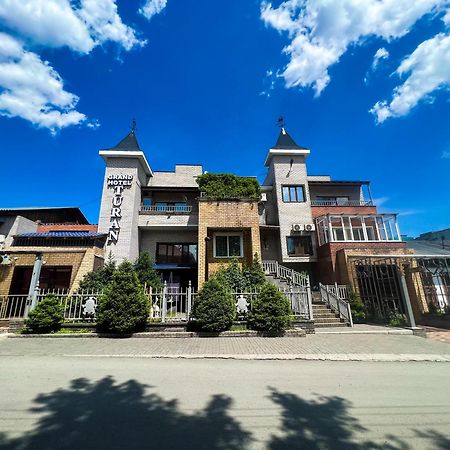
[352,257,406,319]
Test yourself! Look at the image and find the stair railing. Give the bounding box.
[263,260,313,321]
[319,283,353,327]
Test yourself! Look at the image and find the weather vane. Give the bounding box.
[131,118,137,133]
[277,116,285,128]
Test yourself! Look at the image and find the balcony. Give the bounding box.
[139,204,198,228]
[311,200,373,207]
[141,205,193,214]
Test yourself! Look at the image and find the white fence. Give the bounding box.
[319,283,353,326]
[1,283,312,323]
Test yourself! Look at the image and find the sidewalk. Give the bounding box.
[1,332,449,362]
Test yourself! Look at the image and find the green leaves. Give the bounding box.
[25,295,64,334]
[196,173,261,199]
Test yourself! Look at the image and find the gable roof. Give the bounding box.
[273,128,308,150]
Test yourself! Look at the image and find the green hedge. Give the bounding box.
[248,283,292,333]
[96,261,149,334]
[197,173,261,199]
[25,295,64,334]
[191,276,236,332]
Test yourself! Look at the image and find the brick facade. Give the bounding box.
[37,224,98,232]
[197,200,261,286]
[311,205,377,218]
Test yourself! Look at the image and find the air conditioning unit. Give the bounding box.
[292,224,303,232]
[0,254,12,266]
[304,223,316,232]
[260,193,267,202]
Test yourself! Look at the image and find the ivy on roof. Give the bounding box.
[196,173,261,200]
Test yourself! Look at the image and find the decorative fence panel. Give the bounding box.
[1,283,312,323]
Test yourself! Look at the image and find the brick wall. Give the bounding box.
[198,200,261,286]
[0,246,104,295]
[316,241,410,284]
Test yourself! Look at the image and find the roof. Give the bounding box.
[308,180,370,186]
[0,207,89,224]
[406,240,450,256]
[104,130,142,152]
[273,128,308,150]
[16,232,105,238]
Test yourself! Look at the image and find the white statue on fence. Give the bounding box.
[236,295,249,314]
[83,297,97,321]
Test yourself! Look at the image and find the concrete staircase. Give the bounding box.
[311,292,347,328]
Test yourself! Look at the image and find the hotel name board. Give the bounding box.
[107,174,133,244]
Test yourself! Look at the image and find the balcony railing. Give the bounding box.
[311,200,373,207]
[141,205,193,214]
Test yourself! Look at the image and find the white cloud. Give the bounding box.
[0,0,147,132]
[372,47,389,70]
[0,33,85,133]
[140,0,167,20]
[442,150,450,158]
[373,196,389,207]
[0,0,145,54]
[370,32,450,123]
[261,0,447,96]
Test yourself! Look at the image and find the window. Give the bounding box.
[143,197,152,207]
[156,243,197,265]
[282,185,305,202]
[213,233,243,258]
[287,236,313,256]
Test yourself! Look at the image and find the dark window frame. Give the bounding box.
[286,235,314,256]
[156,242,198,265]
[282,185,306,203]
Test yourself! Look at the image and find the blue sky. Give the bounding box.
[0,0,449,237]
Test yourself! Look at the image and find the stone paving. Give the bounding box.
[1,332,450,361]
[422,326,450,343]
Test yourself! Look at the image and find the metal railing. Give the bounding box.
[311,200,373,207]
[262,260,309,288]
[1,282,313,324]
[319,283,353,327]
[141,205,193,213]
[0,295,28,319]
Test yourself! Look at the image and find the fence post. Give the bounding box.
[187,280,192,321]
[162,281,167,323]
[325,285,331,307]
[347,302,354,327]
[306,277,313,321]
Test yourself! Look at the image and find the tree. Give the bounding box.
[25,295,64,333]
[96,261,149,334]
[215,258,247,291]
[78,253,116,292]
[248,283,292,333]
[133,251,162,290]
[191,276,236,332]
[243,254,266,290]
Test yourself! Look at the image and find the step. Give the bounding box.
[313,313,340,319]
[313,317,343,324]
[314,322,348,328]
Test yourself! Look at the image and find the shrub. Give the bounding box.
[96,261,149,334]
[25,295,64,334]
[196,173,261,199]
[388,313,407,327]
[79,253,116,292]
[349,291,366,323]
[243,254,266,290]
[248,283,292,333]
[215,258,247,291]
[133,251,162,290]
[191,276,236,332]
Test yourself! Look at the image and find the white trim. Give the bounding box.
[99,150,153,176]
[264,148,310,166]
[213,232,244,258]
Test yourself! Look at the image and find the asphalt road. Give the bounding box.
[0,353,449,449]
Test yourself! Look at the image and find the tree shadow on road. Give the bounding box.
[0,376,252,450]
[267,388,449,450]
[1,379,448,450]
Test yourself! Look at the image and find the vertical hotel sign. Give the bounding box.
[107,174,133,244]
